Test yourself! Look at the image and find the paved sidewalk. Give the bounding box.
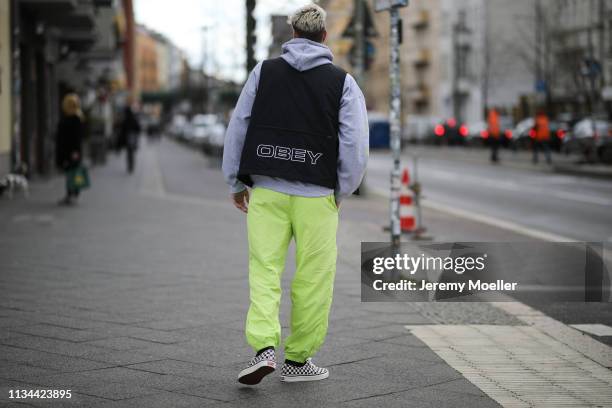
[0,139,610,407]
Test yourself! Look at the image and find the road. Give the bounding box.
[366,148,612,345]
[366,148,612,243]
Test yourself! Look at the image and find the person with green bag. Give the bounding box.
[56,93,88,205]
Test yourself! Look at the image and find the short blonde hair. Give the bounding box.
[289,3,326,40]
[62,93,83,119]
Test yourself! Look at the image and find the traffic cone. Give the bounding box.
[400,168,416,233]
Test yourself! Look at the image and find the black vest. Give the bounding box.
[237,57,346,189]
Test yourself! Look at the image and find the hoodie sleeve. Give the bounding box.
[336,73,369,202]
[222,62,262,194]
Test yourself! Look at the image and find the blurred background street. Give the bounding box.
[1,0,612,406]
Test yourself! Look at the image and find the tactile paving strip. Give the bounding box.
[406,325,612,407]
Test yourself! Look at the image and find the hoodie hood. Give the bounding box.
[280,38,334,72]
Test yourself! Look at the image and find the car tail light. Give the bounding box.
[480,130,489,139]
[447,118,457,128]
[459,125,468,137]
[556,129,566,139]
[529,129,536,139]
[434,124,445,137]
[504,129,513,139]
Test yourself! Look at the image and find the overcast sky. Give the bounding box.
[134,0,304,83]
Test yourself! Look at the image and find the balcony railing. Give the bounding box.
[413,49,430,68]
[407,84,430,102]
[412,9,429,30]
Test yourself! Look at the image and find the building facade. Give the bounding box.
[436,0,537,125]
[540,0,611,117]
[136,25,186,94]
[0,1,11,175]
[325,0,553,138]
[4,0,135,177]
[136,26,159,93]
[268,15,293,58]
[323,0,446,131]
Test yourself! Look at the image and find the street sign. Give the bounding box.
[342,0,379,38]
[374,0,408,12]
[349,40,376,70]
[535,79,547,93]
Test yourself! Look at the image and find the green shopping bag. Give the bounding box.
[66,166,90,191]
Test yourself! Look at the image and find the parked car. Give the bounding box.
[185,114,219,145]
[497,116,515,148]
[403,115,441,144]
[429,118,469,146]
[202,122,226,157]
[512,118,535,150]
[168,114,188,139]
[513,117,569,151]
[563,118,611,162]
[548,121,570,152]
[464,121,488,147]
[598,134,612,164]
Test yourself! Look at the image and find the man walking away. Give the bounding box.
[533,110,552,165]
[222,3,369,385]
[488,107,501,163]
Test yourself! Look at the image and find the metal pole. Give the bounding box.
[10,0,22,169]
[413,154,422,234]
[354,0,365,87]
[200,26,208,113]
[535,0,542,95]
[245,0,257,74]
[389,7,401,246]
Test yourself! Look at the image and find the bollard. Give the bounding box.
[409,154,431,240]
[400,168,416,232]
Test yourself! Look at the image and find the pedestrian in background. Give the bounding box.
[488,107,501,163]
[56,93,86,205]
[118,101,141,174]
[533,110,552,165]
[222,3,368,385]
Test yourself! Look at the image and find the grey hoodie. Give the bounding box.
[222,38,369,202]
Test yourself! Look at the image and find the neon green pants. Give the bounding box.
[246,187,338,363]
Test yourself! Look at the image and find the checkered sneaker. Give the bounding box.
[281,358,329,382]
[238,349,276,385]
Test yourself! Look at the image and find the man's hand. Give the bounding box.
[232,189,249,213]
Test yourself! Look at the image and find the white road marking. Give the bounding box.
[570,324,612,337]
[422,167,612,206]
[421,199,575,242]
[553,190,612,206]
[369,157,612,207]
[369,184,574,242]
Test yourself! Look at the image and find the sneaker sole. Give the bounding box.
[280,371,329,382]
[238,360,276,385]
